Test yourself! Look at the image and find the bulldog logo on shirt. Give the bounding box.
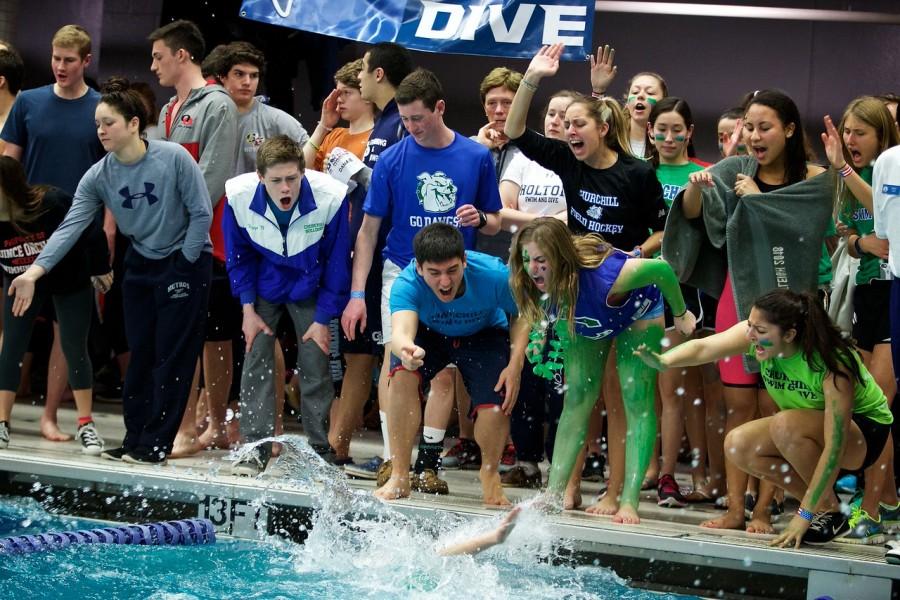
[416,171,457,213]
[586,205,603,220]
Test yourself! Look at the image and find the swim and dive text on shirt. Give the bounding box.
[762,366,817,399]
[0,233,47,274]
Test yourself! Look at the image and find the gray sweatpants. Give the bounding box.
[239,297,333,460]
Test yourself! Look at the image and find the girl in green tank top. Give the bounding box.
[636,288,893,549]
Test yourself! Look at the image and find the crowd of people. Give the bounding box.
[1,19,899,550]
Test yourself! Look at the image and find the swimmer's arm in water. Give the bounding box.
[772,368,854,550]
[610,258,694,335]
[635,320,749,370]
[438,506,521,556]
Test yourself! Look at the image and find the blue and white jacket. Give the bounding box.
[223,170,350,324]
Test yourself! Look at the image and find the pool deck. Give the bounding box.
[0,401,897,600]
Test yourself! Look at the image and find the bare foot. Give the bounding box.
[701,509,745,530]
[585,493,619,516]
[169,434,205,458]
[745,516,775,534]
[374,474,410,500]
[564,483,583,510]
[612,504,640,524]
[198,427,231,450]
[480,469,512,506]
[40,418,73,442]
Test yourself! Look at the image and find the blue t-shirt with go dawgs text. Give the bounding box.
[363,133,502,269]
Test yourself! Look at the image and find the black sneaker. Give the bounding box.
[122,448,168,465]
[100,446,130,461]
[582,452,605,482]
[229,448,268,476]
[803,511,850,545]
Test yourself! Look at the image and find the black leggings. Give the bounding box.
[0,283,94,391]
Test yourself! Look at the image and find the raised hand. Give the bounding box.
[820,115,846,169]
[320,88,341,130]
[526,44,564,81]
[589,44,617,94]
[722,118,744,157]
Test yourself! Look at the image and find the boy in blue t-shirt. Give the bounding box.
[374,224,528,506]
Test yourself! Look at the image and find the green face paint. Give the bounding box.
[626,95,659,106]
[758,339,774,347]
[522,248,530,269]
[653,133,686,143]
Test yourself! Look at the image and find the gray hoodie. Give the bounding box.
[35,140,212,271]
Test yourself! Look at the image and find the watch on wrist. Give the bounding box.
[476,209,488,229]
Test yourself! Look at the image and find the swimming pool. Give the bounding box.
[0,438,701,599]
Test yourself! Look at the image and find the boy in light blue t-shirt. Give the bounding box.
[375,223,528,506]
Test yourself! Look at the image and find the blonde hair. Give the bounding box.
[509,218,613,333]
[479,67,522,105]
[52,25,91,59]
[565,96,633,158]
[835,96,900,214]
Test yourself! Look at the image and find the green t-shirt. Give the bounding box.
[758,346,893,425]
[817,218,837,287]
[656,162,705,208]
[839,166,884,285]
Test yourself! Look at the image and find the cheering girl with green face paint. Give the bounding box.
[509,218,694,525]
[625,72,667,160]
[636,288,893,548]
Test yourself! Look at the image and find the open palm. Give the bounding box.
[527,44,564,80]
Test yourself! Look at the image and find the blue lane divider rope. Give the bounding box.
[0,517,216,554]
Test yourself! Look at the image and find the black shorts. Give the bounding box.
[389,326,510,418]
[205,260,241,342]
[852,412,891,470]
[338,265,383,355]
[664,284,718,330]
[852,280,891,352]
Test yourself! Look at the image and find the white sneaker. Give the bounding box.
[77,421,105,456]
[0,421,8,449]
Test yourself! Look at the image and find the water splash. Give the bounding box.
[228,435,634,599]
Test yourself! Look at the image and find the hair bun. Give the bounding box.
[101,76,131,94]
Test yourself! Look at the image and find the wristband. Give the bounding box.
[854,236,865,256]
[838,163,853,178]
[797,507,814,522]
[520,78,538,92]
[672,308,687,319]
[306,138,321,151]
[591,90,603,99]
[350,290,366,299]
[476,209,488,229]
[318,121,334,132]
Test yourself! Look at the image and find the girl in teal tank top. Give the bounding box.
[636,288,893,548]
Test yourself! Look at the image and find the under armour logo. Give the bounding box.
[119,183,159,209]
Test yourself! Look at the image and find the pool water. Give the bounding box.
[0,438,700,600]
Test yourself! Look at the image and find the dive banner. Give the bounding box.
[238,0,594,61]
